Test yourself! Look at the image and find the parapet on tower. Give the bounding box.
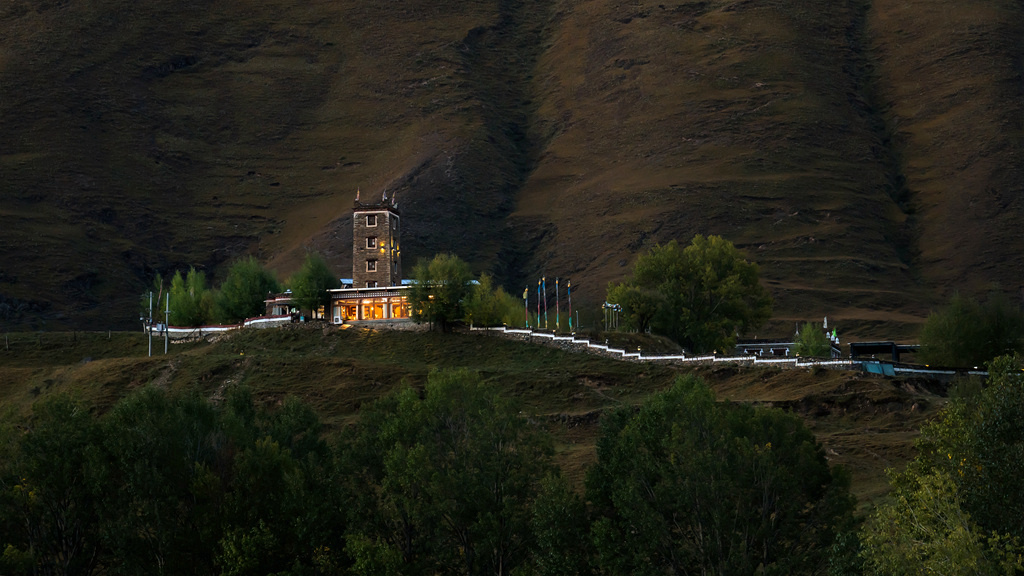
[352,189,401,288]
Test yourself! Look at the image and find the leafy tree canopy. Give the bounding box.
[0,387,346,576]
[0,396,103,576]
[215,256,280,324]
[861,356,1024,573]
[169,267,214,326]
[289,253,337,319]
[462,273,521,328]
[794,321,833,357]
[587,375,854,575]
[409,253,473,332]
[339,369,555,575]
[919,292,1024,367]
[607,235,772,353]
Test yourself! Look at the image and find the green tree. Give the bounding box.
[861,470,1021,576]
[607,235,772,353]
[860,356,1024,573]
[0,396,104,576]
[463,273,520,328]
[138,273,166,323]
[919,292,1024,367]
[217,394,345,576]
[289,253,337,319]
[587,375,854,575]
[911,355,1024,537]
[215,256,280,324]
[522,475,595,576]
[340,369,555,575]
[409,253,473,332]
[95,387,223,576]
[169,267,214,326]
[794,321,833,357]
[605,283,659,334]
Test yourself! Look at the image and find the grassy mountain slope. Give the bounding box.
[0,326,947,506]
[1,0,1021,336]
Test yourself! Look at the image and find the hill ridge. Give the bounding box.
[1,0,1021,338]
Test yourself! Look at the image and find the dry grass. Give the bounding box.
[0,326,945,508]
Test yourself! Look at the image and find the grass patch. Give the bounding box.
[0,326,945,506]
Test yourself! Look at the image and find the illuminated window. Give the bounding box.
[366,237,377,249]
[366,214,377,226]
[366,259,377,272]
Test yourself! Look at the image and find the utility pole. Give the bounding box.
[148,291,153,357]
[164,292,170,355]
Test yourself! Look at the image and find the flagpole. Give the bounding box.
[523,286,529,328]
[537,279,541,329]
[555,278,560,332]
[542,277,548,330]
[568,280,573,332]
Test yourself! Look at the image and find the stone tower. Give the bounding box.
[352,190,402,287]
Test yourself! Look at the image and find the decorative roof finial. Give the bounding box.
[356,188,360,201]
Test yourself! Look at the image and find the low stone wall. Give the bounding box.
[469,327,992,379]
[155,315,293,341]
[244,315,293,330]
[345,319,429,332]
[470,326,861,370]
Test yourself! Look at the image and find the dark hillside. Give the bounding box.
[1,0,1021,335]
[868,0,1024,292]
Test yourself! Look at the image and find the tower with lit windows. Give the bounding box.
[352,190,401,288]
